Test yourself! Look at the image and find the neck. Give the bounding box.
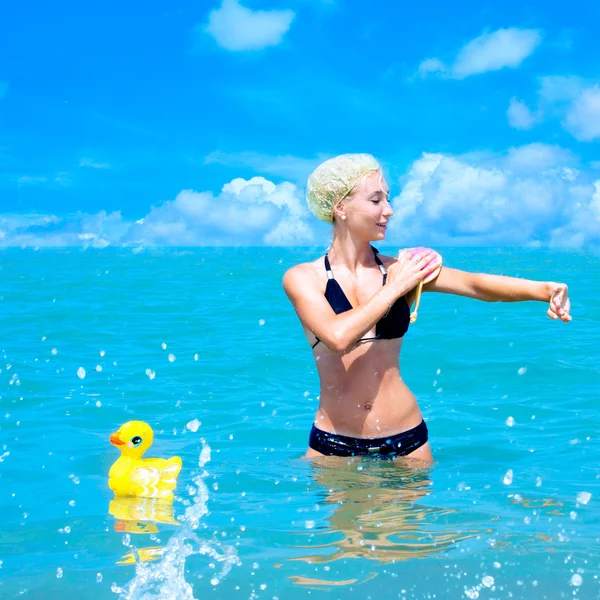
[328,235,375,275]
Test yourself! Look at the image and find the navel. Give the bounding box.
[364,403,372,411]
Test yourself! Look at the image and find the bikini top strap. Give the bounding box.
[324,254,334,280]
[371,246,387,284]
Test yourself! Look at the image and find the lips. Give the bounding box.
[110,433,125,446]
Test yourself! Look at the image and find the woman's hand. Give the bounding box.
[386,248,441,297]
[548,283,572,322]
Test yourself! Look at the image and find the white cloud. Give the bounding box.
[39,176,294,247]
[204,151,325,182]
[419,28,541,80]
[565,85,600,142]
[505,143,575,173]
[15,172,72,186]
[204,0,295,51]
[507,97,539,130]
[121,176,315,246]
[510,77,600,142]
[538,75,584,104]
[17,176,48,184]
[79,158,110,169]
[453,28,541,78]
[0,211,128,248]
[417,58,446,78]
[389,144,599,247]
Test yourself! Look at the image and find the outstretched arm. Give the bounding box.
[423,267,572,322]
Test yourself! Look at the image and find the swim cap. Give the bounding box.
[306,154,381,223]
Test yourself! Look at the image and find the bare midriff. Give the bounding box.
[310,337,423,439]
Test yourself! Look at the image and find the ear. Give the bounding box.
[333,202,347,222]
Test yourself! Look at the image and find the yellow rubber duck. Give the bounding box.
[109,421,182,500]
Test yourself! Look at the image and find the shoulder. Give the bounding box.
[373,249,398,268]
[282,258,324,296]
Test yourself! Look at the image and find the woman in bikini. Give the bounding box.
[283,154,572,462]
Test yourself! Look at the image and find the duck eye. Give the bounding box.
[131,436,142,446]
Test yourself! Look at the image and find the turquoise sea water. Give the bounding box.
[1,247,599,600]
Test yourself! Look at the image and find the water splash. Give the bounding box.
[113,441,240,599]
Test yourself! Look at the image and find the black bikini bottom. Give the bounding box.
[309,420,428,458]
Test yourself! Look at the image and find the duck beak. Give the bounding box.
[110,433,125,446]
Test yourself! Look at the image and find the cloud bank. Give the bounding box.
[391,144,599,247]
[1,177,315,248]
[2,145,598,248]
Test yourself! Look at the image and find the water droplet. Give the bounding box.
[168,353,176,362]
[502,469,513,485]
[517,367,527,375]
[571,573,582,586]
[100,350,105,357]
[505,416,514,427]
[96,573,103,583]
[122,534,130,546]
[95,365,102,372]
[56,568,63,579]
[258,319,265,326]
[145,369,155,380]
[576,491,591,505]
[482,575,494,587]
[194,353,199,361]
[161,343,167,350]
[51,348,57,355]
[186,419,201,433]
[76,367,86,379]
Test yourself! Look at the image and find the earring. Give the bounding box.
[341,215,347,221]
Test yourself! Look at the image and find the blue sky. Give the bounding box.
[1,0,599,247]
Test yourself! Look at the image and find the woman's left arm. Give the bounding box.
[423,267,572,322]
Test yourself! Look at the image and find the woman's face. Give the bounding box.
[339,171,393,240]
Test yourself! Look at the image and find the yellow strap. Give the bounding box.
[409,281,424,324]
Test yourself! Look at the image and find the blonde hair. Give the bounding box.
[306,154,381,223]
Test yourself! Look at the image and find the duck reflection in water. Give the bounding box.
[109,496,180,565]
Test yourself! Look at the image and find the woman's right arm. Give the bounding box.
[283,251,438,353]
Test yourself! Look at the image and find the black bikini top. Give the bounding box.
[312,246,410,349]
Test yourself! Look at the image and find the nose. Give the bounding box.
[383,199,394,218]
